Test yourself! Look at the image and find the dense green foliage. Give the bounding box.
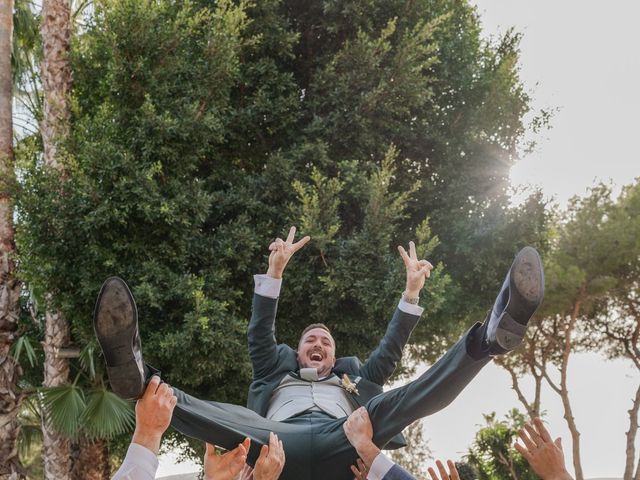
[463,410,538,480]
[14,0,549,459]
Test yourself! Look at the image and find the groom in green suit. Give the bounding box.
[94,226,544,480]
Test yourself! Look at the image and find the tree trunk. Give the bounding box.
[41,0,72,168]
[559,307,584,480]
[41,310,71,479]
[0,1,26,478]
[71,438,111,480]
[624,384,640,480]
[40,1,73,478]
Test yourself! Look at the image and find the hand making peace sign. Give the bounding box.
[266,226,311,279]
[398,241,433,299]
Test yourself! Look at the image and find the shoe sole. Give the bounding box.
[492,246,544,353]
[93,277,145,400]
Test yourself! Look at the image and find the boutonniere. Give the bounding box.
[341,374,359,396]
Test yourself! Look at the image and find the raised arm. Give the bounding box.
[248,227,310,379]
[359,241,433,385]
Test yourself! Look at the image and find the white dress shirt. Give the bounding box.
[112,443,158,480]
[368,451,396,480]
[253,274,424,316]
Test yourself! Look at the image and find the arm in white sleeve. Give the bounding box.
[368,451,396,480]
[397,298,424,317]
[111,443,159,480]
[254,274,283,299]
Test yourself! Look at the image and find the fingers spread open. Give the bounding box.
[524,422,543,445]
[518,428,537,450]
[398,246,410,266]
[514,441,532,461]
[292,235,311,252]
[428,467,439,480]
[286,226,296,243]
[409,241,417,260]
[534,417,553,443]
[436,459,449,479]
[447,460,459,480]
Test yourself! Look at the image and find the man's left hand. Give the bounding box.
[398,241,433,298]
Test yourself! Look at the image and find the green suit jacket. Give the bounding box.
[246,293,421,449]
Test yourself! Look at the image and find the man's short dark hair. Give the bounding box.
[301,323,332,338]
[299,323,335,348]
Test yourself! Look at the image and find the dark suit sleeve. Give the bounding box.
[247,293,280,380]
[383,464,417,480]
[359,306,421,385]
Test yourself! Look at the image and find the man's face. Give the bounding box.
[297,327,336,377]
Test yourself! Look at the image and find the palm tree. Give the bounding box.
[39,346,135,480]
[0,0,26,477]
[39,0,73,477]
[13,342,135,479]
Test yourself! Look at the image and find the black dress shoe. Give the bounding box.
[93,277,147,400]
[485,246,544,355]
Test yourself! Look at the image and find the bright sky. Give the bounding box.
[420,1,639,478]
[158,2,640,478]
[492,0,640,206]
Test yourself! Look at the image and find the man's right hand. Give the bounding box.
[131,375,177,455]
[343,407,381,467]
[266,226,310,279]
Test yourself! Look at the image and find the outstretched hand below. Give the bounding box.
[266,226,311,279]
[203,438,249,480]
[428,460,460,480]
[514,417,573,480]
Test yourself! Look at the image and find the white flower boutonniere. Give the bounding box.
[341,374,359,396]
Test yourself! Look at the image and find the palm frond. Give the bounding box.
[39,385,86,440]
[78,343,97,380]
[12,335,39,367]
[81,388,135,440]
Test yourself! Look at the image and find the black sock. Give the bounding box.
[466,319,489,360]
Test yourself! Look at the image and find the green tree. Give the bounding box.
[465,410,538,480]
[580,181,640,480]
[494,183,639,480]
[15,0,546,462]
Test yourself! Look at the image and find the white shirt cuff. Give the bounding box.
[111,443,159,480]
[368,451,395,480]
[254,274,282,299]
[398,298,424,316]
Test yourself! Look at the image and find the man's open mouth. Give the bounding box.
[310,353,323,361]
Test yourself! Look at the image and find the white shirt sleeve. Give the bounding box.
[254,274,282,299]
[368,451,396,480]
[397,298,424,317]
[111,443,159,480]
